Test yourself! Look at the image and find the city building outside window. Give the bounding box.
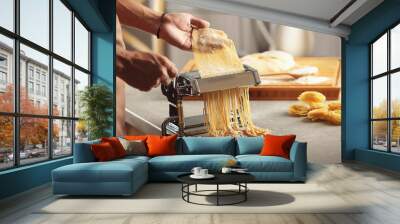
[0,0,91,170]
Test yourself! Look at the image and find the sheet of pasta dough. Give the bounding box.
[192,28,244,78]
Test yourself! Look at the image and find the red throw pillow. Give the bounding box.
[146,135,178,157]
[260,134,296,159]
[101,137,126,158]
[91,142,117,161]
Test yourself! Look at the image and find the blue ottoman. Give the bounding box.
[52,156,148,196]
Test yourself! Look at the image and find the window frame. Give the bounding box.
[0,0,92,171]
[370,20,400,154]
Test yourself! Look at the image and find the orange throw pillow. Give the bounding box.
[124,135,148,141]
[146,135,178,157]
[260,134,296,159]
[101,137,126,158]
[91,142,117,161]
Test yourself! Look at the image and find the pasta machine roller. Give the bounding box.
[161,65,260,136]
[175,64,260,96]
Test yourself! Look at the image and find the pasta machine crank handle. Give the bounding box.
[161,82,178,117]
[176,97,184,136]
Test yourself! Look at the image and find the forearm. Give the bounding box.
[116,46,130,81]
[117,0,161,35]
[116,16,126,50]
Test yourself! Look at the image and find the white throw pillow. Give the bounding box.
[118,137,147,156]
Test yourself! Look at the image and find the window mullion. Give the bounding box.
[71,10,76,155]
[48,0,54,160]
[388,30,391,153]
[370,45,373,149]
[13,0,20,167]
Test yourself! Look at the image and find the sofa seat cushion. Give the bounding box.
[53,159,147,183]
[236,155,293,172]
[149,154,235,172]
[117,155,150,162]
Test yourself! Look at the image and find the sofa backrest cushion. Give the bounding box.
[147,134,178,157]
[101,137,127,158]
[91,142,118,161]
[259,134,296,159]
[179,137,235,155]
[236,136,264,155]
[73,139,100,163]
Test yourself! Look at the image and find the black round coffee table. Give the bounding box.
[177,173,255,206]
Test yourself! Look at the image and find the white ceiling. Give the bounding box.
[224,0,353,22]
[166,0,384,37]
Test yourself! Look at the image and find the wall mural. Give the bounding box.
[116,0,341,163]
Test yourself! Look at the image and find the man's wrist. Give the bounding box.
[146,11,162,35]
[156,13,167,39]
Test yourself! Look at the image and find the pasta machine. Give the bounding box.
[161,65,260,136]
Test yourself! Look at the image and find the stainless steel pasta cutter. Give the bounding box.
[161,65,260,136]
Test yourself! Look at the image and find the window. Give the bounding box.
[35,70,40,81]
[20,0,49,48]
[0,0,91,170]
[42,85,46,97]
[75,18,90,70]
[0,0,14,32]
[53,0,72,60]
[0,54,8,88]
[0,71,6,85]
[0,55,7,67]
[53,59,72,117]
[28,67,34,80]
[0,116,13,170]
[53,119,72,158]
[0,35,13,113]
[35,83,40,95]
[28,81,34,94]
[371,23,400,154]
[74,69,89,118]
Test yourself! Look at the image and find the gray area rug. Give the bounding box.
[38,183,361,214]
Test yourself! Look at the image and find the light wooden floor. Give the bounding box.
[1,162,400,224]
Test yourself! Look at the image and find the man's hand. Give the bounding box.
[159,13,209,50]
[117,49,178,91]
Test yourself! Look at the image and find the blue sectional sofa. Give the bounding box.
[52,136,307,196]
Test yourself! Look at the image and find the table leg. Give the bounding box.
[187,184,190,202]
[216,184,219,206]
[245,183,247,201]
[181,184,183,199]
[195,184,198,192]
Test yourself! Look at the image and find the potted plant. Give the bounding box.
[79,84,113,140]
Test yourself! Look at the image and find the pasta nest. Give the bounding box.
[298,91,326,106]
[288,91,341,125]
[288,103,310,116]
[328,101,341,110]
